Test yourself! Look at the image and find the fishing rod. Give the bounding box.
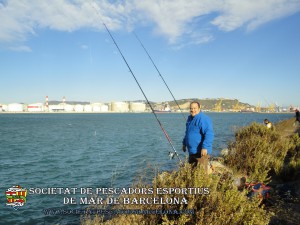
[133,32,186,122]
[101,23,183,165]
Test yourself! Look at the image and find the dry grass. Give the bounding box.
[82,163,270,225]
[224,122,292,182]
[275,118,299,137]
[82,118,300,225]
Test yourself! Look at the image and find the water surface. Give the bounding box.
[0,112,292,224]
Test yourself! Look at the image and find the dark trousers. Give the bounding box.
[189,154,210,168]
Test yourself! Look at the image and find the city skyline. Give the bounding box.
[0,96,293,108]
[1,0,300,107]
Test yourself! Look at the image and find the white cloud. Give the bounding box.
[0,0,128,42]
[211,0,300,32]
[8,45,32,52]
[133,0,221,43]
[0,0,299,48]
[133,0,300,44]
[0,1,36,42]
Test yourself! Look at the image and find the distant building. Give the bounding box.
[129,102,146,112]
[7,103,24,112]
[49,104,65,112]
[90,103,108,112]
[100,104,109,112]
[74,104,84,112]
[84,105,92,112]
[1,104,8,112]
[64,104,74,112]
[27,103,44,112]
[111,102,129,112]
[91,103,101,112]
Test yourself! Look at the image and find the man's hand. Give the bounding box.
[182,145,186,152]
[201,149,207,156]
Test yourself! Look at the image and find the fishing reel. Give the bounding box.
[169,152,178,160]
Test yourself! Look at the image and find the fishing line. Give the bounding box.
[133,32,187,122]
[103,24,182,165]
[90,2,182,164]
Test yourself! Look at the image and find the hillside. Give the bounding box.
[165,98,253,112]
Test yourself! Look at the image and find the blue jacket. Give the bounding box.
[182,112,214,155]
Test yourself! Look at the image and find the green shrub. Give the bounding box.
[225,122,291,182]
[83,162,270,225]
[83,120,300,225]
[278,134,300,180]
[287,134,300,162]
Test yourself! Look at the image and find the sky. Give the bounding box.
[0,0,300,107]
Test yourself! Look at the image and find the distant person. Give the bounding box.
[264,119,272,129]
[182,101,214,167]
[295,109,300,125]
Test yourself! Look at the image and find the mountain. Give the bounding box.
[167,98,254,112]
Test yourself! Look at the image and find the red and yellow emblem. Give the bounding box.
[5,185,27,209]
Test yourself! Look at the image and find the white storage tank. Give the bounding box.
[111,102,129,112]
[91,103,109,112]
[92,103,101,112]
[100,104,109,112]
[49,104,64,112]
[74,104,84,112]
[129,102,146,112]
[84,105,92,112]
[1,104,8,112]
[27,103,44,112]
[7,103,24,112]
[64,104,74,112]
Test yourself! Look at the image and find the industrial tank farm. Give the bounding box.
[111,102,129,112]
[7,103,24,112]
[129,102,146,112]
[0,99,146,113]
[27,103,44,112]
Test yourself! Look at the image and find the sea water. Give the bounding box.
[0,112,292,224]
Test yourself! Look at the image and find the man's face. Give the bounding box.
[190,103,200,117]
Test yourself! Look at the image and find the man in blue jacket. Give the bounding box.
[182,101,214,165]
